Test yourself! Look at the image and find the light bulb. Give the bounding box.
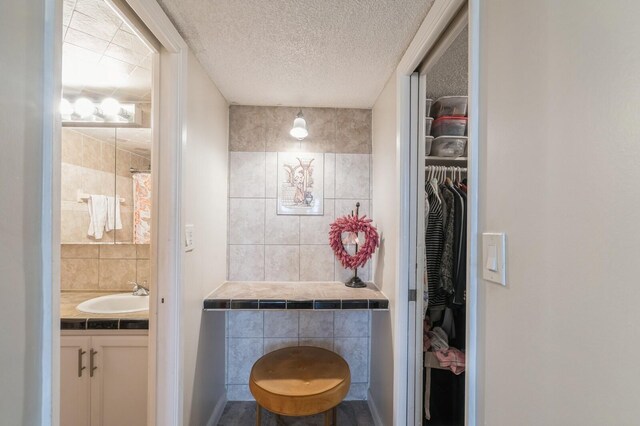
[74,98,95,118]
[100,98,121,116]
[60,98,73,116]
[289,111,308,140]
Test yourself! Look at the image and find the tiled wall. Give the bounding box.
[226,106,374,401]
[61,128,150,243]
[226,310,370,401]
[61,243,151,291]
[228,106,373,282]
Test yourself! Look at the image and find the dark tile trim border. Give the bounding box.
[259,300,286,309]
[314,300,341,310]
[285,300,313,310]
[61,318,87,330]
[342,300,369,309]
[203,298,389,311]
[60,318,149,330]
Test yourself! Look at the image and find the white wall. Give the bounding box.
[370,72,398,426]
[181,51,229,426]
[478,1,640,424]
[0,1,52,424]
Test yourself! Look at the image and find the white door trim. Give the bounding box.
[118,1,188,424]
[394,0,474,425]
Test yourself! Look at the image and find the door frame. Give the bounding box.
[394,0,480,424]
[43,0,188,424]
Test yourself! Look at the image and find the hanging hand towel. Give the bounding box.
[105,195,123,232]
[87,194,108,239]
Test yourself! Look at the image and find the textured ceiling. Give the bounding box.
[157,0,435,108]
[62,0,153,102]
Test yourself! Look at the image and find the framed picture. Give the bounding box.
[277,152,324,215]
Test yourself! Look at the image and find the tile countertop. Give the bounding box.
[203,281,389,310]
[61,291,149,330]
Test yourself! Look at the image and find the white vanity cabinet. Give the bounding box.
[61,334,148,426]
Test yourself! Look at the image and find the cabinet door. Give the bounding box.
[61,336,91,426]
[89,335,148,426]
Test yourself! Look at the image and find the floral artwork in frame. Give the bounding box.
[277,152,324,215]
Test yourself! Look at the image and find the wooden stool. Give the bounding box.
[249,346,351,425]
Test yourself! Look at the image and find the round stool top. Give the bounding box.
[249,346,351,416]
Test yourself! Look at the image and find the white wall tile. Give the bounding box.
[228,311,264,338]
[299,338,334,351]
[229,152,266,198]
[264,199,299,244]
[324,153,336,198]
[264,245,299,281]
[265,152,277,198]
[335,259,371,283]
[227,385,254,401]
[334,311,370,337]
[299,311,334,337]
[229,198,265,244]
[299,199,334,245]
[300,245,335,281]
[264,338,298,354]
[264,311,299,337]
[335,154,370,199]
[334,337,369,383]
[227,338,263,384]
[228,245,264,281]
[334,199,370,218]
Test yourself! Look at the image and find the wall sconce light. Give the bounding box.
[289,109,308,141]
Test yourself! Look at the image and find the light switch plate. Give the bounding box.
[482,232,506,285]
[185,224,195,252]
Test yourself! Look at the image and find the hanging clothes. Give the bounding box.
[424,181,447,311]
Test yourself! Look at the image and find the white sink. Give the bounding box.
[77,293,149,314]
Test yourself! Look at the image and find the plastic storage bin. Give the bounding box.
[425,136,434,156]
[431,116,467,137]
[430,136,467,157]
[425,117,433,135]
[425,98,433,117]
[432,96,468,117]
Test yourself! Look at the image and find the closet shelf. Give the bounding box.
[425,156,468,166]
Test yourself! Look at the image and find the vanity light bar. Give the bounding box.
[61,97,141,126]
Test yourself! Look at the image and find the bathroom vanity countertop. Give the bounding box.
[203,281,389,310]
[60,291,149,330]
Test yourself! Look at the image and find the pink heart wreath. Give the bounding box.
[329,213,380,270]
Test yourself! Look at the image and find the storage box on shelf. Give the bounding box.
[430,136,467,158]
[431,96,468,118]
[432,116,467,138]
[425,136,434,156]
[425,98,433,117]
[425,117,433,136]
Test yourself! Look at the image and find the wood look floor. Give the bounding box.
[218,401,375,425]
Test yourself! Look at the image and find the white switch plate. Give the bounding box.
[482,232,506,285]
[185,224,195,252]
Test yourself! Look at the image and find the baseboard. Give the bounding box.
[367,389,384,426]
[206,392,228,426]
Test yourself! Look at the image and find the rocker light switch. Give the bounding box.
[185,224,195,252]
[482,233,506,285]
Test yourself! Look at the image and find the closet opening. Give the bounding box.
[402,2,478,425]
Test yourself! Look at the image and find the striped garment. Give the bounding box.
[425,182,447,310]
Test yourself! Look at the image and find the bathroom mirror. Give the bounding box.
[60,126,151,244]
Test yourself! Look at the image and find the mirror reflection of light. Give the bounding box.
[74,98,95,118]
[60,98,73,116]
[100,98,121,116]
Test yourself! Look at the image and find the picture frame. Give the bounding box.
[277,152,324,215]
